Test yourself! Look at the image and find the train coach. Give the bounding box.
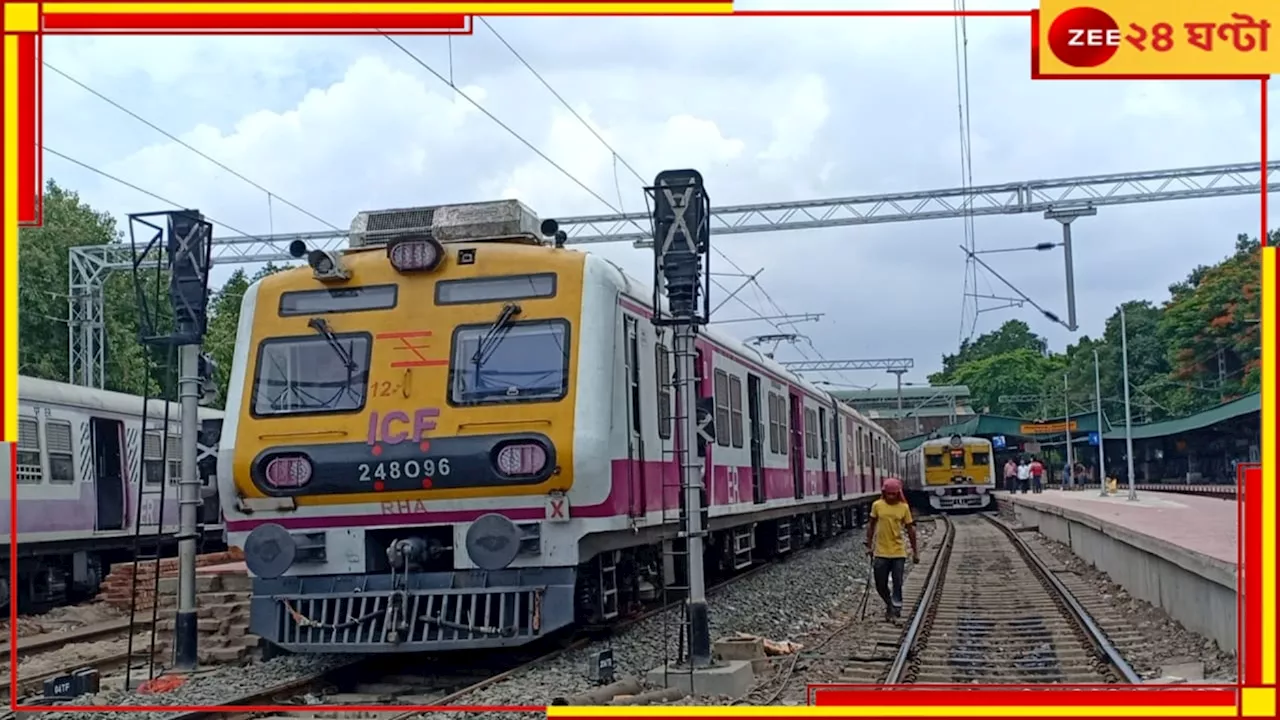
[903,434,995,511]
[218,199,902,655]
[2,376,225,610]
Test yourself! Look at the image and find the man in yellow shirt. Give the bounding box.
[864,477,919,621]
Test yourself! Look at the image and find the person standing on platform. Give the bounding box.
[864,477,919,622]
[1030,457,1045,493]
[1004,458,1018,492]
[1016,459,1031,494]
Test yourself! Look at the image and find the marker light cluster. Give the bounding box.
[495,443,548,477]
[388,238,445,273]
[265,455,313,489]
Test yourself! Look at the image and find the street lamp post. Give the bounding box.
[1119,305,1138,501]
[1094,349,1107,497]
[1063,373,1073,489]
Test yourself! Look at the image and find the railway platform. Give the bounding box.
[998,489,1237,654]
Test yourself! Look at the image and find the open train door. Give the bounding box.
[91,417,125,531]
[746,375,765,504]
[789,394,804,499]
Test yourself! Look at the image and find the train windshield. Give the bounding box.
[450,319,569,405]
[252,332,371,416]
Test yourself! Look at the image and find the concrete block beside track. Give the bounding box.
[998,491,1237,654]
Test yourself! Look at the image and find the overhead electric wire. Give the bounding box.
[411,26,856,383]
[953,0,981,343]
[42,144,278,247]
[44,61,343,233]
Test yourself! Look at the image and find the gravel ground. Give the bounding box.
[997,502,1237,682]
[28,521,936,718]
[26,654,354,720]
[424,522,939,717]
[15,632,158,681]
[2,601,126,640]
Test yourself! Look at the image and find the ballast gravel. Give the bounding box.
[998,500,1237,682]
[423,527,899,717]
[26,654,353,720]
[31,522,915,718]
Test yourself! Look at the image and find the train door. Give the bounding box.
[830,412,844,500]
[623,316,646,518]
[788,394,804,499]
[746,375,765,504]
[818,407,830,496]
[856,427,866,493]
[91,417,125,531]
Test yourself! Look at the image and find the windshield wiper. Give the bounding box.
[308,317,356,372]
[472,302,522,366]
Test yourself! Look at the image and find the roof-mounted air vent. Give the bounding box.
[349,200,543,248]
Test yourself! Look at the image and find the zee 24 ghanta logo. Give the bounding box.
[1046,5,1272,69]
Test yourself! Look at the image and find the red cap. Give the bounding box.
[883,477,903,494]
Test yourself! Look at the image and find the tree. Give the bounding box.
[203,263,288,407]
[929,319,1048,384]
[948,347,1064,416]
[19,179,294,403]
[18,180,119,382]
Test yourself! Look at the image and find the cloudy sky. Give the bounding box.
[41,0,1276,386]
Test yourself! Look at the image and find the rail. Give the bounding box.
[885,512,1140,685]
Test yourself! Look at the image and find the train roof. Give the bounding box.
[917,434,990,449]
[19,375,225,421]
[588,255,889,437]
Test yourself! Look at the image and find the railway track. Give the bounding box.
[3,618,161,704]
[156,526,842,719]
[841,513,1140,685]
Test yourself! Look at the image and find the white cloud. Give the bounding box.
[39,10,1271,384]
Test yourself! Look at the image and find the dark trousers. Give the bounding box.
[873,556,905,616]
[1032,475,1043,493]
[1019,477,1029,493]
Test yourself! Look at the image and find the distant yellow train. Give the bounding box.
[902,434,995,511]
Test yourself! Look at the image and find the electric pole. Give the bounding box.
[648,169,713,669]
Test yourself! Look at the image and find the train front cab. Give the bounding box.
[222,202,592,655]
[922,435,994,511]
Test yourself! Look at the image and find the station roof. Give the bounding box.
[1101,392,1260,441]
[897,410,1109,451]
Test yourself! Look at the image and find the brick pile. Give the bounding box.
[98,548,244,612]
[98,549,262,665]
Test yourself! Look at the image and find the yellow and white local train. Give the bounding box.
[218,199,901,655]
[902,434,995,511]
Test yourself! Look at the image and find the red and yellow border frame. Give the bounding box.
[0,1,1274,717]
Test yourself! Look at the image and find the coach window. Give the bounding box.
[778,397,789,457]
[728,375,744,449]
[767,393,780,454]
[167,436,182,484]
[656,344,672,440]
[253,332,372,416]
[972,451,990,466]
[451,320,569,406]
[805,410,818,459]
[143,433,166,485]
[46,420,75,484]
[16,417,42,484]
[714,370,731,448]
[925,452,944,467]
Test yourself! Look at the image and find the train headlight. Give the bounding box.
[388,236,445,273]
[976,486,988,494]
[495,443,549,477]
[264,455,313,489]
[934,488,946,497]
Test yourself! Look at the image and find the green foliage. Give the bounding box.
[18,179,291,406]
[932,231,1267,424]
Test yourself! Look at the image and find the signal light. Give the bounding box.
[388,237,444,273]
[264,455,313,489]
[495,443,548,477]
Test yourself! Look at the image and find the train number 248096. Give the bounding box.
[358,459,452,482]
